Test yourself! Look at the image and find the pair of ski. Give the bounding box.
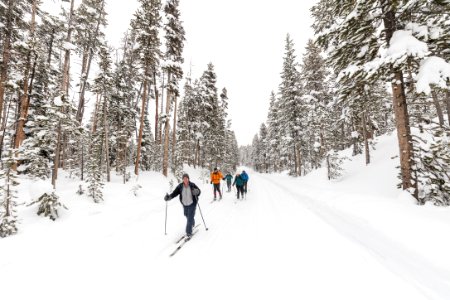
[169,224,200,257]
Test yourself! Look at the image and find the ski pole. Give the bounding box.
[164,200,168,235]
[197,202,208,231]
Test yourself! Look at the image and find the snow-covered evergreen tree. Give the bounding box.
[414,124,450,205]
[278,35,304,176]
[0,150,20,237]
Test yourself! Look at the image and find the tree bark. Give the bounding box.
[153,71,159,143]
[159,71,165,143]
[362,110,370,165]
[171,96,177,162]
[14,0,38,153]
[383,5,418,198]
[162,73,172,177]
[103,98,110,182]
[0,0,14,133]
[134,75,148,175]
[431,90,444,127]
[53,0,75,188]
[76,0,105,124]
[446,90,450,127]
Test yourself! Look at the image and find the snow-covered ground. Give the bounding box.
[1,132,449,300]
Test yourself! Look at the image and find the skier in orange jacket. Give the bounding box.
[210,167,224,200]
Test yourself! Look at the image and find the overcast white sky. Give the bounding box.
[44,0,317,146]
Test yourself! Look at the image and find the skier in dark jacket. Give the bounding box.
[164,173,201,237]
[232,173,245,199]
[224,172,233,192]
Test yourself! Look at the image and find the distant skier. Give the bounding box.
[241,170,249,193]
[164,173,201,238]
[223,172,233,192]
[232,173,245,200]
[210,167,224,200]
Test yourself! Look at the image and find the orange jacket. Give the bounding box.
[210,171,223,184]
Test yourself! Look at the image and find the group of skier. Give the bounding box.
[210,168,249,200]
[164,168,250,239]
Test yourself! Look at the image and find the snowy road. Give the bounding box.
[1,169,448,300]
[158,172,437,300]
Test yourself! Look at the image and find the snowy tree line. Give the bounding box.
[250,0,450,206]
[0,0,238,237]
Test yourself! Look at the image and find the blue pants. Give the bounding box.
[183,203,197,235]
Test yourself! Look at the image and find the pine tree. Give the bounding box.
[162,0,185,176]
[74,0,107,123]
[266,91,282,172]
[0,150,20,237]
[300,39,330,171]
[311,0,428,198]
[133,0,162,176]
[414,124,450,205]
[278,35,304,176]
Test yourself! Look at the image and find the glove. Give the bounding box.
[164,193,170,201]
[192,189,200,196]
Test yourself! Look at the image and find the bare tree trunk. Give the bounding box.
[446,90,450,127]
[0,0,14,133]
[135,76,148,175]
[153,71,159,143]
[76,0,105,124]
[362,110,370,165]
[53,0,75,188]
[383,5,417,199]
[52,123,62,188]
[162,73,172,177]
[194,139,199,168]
[431,90,444,127]
[14,0,38,154]
[103,98,110,182]
[159,71,165,143]
[172,96,177,162]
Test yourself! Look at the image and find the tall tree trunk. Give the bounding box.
[362,110,370,165]
[383,5,417,198]
[446,90,450,127]
[0,0,14,135]
[159,72,164,143]
[103,98,110,182]
[52,123,62,188]
[162,73,172,177]
[153,71,159,143]
[76,0,105,124]
[172,96,177,162]
[195,139,199,168]
[135,76,148,175]
[14,0,38,154]
[431,90,444,127]
[53,0,75,188]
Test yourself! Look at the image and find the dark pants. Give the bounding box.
[243,181,248,193]
[236,185,244,199]
[213,183,222,199]
[227,181,231,192]
[183,203,197,235]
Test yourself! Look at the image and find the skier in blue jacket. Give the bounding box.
[241,170,249,193]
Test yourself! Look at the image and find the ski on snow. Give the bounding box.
[169,228,199,257]
[174,224,200,244]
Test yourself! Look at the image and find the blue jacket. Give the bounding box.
[241,171,249,182]
[233,175,245,187]
[224,174,233,183]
